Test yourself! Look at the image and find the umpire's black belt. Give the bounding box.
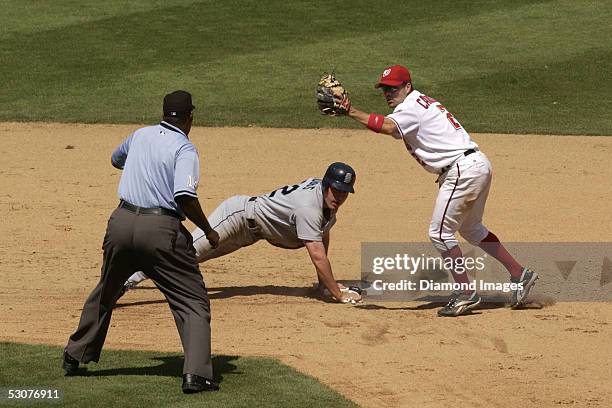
[118,200,181,219]
[439,148,477,175]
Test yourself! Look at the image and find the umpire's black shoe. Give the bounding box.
[182,374,219,393]
[62,349,79,376]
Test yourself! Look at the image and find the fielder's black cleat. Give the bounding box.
[437,291,481,317]
[62,349,79,376]
[182,373,219,393]
[510,268,539,309]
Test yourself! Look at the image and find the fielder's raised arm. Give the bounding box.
[317,65,540,317]
[316,68,412,138]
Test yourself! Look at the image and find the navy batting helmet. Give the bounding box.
[322,162,356,193]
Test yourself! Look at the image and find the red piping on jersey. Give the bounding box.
[387,116,404,138]
[439,163,460,251]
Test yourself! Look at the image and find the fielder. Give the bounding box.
[316,66,538,317]
[123,162,361,304]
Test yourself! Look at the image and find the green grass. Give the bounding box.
[0,342,357,407]
[0,0,610,134]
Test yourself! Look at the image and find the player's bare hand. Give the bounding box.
[333,94,351,115]
[339,287,362,304]
[318,283,346,297]
[205,229,220,248]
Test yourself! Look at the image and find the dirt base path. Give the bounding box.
[1,123,611,407]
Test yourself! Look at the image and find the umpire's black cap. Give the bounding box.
[323,162,356,193]
[163,90,195,117]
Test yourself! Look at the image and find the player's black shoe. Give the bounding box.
[437,291,481,317]
[510,268,539,309]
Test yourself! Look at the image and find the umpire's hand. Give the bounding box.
[176,195,219,249]
[205,230,220,249]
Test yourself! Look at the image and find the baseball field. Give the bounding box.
[1,1,611,407]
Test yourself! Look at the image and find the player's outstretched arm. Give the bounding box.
[323,231,330,254]
[317,73,399,138]
[346,105,401,138]
[304,241,360,303]
[316,233,330,290]
[305,241,343,301]
[317,233,346,291]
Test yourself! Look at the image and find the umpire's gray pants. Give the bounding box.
[65,207,214,379]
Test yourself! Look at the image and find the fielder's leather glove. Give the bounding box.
[316,73,351,116]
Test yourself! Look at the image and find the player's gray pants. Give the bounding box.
[192,195,260,262]
[126,195,259,285]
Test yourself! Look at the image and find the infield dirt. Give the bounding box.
[1,123,611,407]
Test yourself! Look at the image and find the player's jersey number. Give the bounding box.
[416,95,462,130]
[268,179,320,198]
[268,184,299,198]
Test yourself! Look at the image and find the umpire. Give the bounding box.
[62,90,221,394]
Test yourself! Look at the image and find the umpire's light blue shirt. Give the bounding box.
[111,121,199,212]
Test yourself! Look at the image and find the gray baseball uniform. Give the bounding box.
[125,178,336,285]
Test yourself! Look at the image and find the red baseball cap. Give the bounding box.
[375,65,412,88]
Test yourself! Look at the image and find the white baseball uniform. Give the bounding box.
[386,89,491,252]
[125,178,336,285]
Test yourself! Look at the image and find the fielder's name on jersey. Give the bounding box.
[386,89,479,173]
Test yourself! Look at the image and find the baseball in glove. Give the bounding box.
[316,73,351,116]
